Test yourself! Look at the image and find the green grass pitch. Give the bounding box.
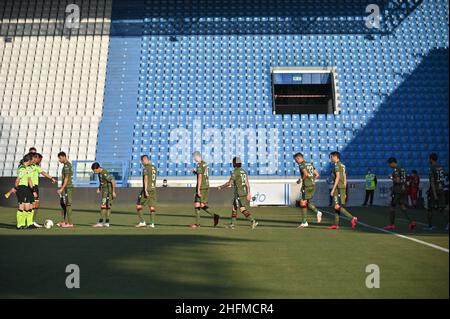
[0,204,448,298]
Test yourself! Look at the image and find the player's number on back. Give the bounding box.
[240,172,247,186]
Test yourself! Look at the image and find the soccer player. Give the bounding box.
[217,157,258,229]
[57,152,74,228]
[29,153,57,227]
[293,152,322,228]
[406,170,420,207]
[13,154,36,229]
[384,157,416,230]
[191,151,220,228]
[17,147,37,167]
[135,155,158,228]
[328,151,358,230]
[91,162,116,227]
[424,153,449,231]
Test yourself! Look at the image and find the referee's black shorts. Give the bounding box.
[16,186,33,204]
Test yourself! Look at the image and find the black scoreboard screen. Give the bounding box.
[271,68,337,115]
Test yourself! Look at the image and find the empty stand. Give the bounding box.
[0,0,111,176]
[98,0,449,177]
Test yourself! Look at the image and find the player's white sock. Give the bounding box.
[316,211,322,223]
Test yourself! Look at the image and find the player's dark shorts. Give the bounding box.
[428,189,447,209]
[300,185,315,201]
[32,185,40,200]
[16,186,33,204]
[233,196,250,210]
[137,190,157,207]
[60,187,73,206]
[101,190,113,208]
[332,187,346,206]
[194,188,209,204]
[391,191,407,207]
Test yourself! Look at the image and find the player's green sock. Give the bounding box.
[66,206,73,224]
[308,203,319,214]
[339,207,354,219]
[100,208,106,221]
[231,212,237,225]
[26,210,34,226]
[300,207,307,223]
[150,212,155,224]
[427,209,433,227]
[389,209,396,225]
[195,208,201,225]
[334,211,340,225]
[137,209,145,223]
[202,207,214,216]
[106,209,111,221]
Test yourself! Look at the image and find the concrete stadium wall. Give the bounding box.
[0,177,430,208]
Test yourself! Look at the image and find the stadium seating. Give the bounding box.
[98,0,449,177]
[0,0,111,176]
[0,0,448,179]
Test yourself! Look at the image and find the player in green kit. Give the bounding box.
[91,162,117,228]
[135,155,158,228]
[191,151,220,228]
[293,153,322,228]
[424,153,448,231]
[13,154,36,229]
[57,152,74,228]
[218,157,258,229]
[29,153,57,227]
[384,157,416,230]
[328,152,358,230]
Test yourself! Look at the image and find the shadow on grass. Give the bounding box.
[0,234,265,298]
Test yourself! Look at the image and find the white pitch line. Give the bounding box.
[321,210,449,253]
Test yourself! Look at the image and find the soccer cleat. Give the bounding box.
[56,221,65,227]
[327,225,339,229]
[408,220,416,230]
[316,211,322,223]
[92,222,104,228]
[148,223,155,228]
[61,223,74,228]
[351,217,358,229]
[422,226,434,231]
[226,223,235,229]
[251,220,258,229]
[33,222,43,228]
[297,222,309,228]
[213,214,220,227]
[383,224,396,230]
[26,224,38,230]
[103,223,110,228]
[135,222,146,228]
[190,224,200,228]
